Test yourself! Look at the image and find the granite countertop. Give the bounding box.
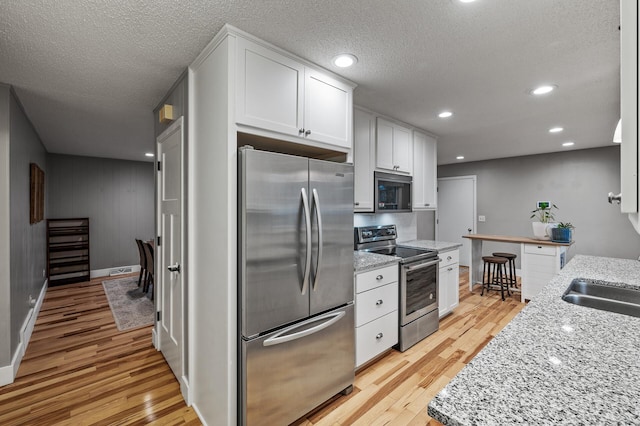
[399,239,463,253]
[353,250,400,273]
[428,255,640,425]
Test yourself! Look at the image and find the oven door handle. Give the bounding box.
[404,258,441,272]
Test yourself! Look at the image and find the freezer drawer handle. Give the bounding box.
[376,332,384,340]
[311,188,323,291]
[301,188,312,295]
[263,311,346,347]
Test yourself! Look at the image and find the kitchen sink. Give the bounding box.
[562,278,640,318]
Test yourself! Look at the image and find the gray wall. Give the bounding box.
[439,146,640,263]
[4,86,48,366]
[48,154,154,271]
[0,85,11,366]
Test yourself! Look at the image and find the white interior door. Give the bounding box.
[437,176,476,266]
[157,118,184,398]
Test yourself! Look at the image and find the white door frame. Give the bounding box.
[155,117,189,404]
[436,175,477,266]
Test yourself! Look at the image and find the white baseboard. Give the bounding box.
[181,376,192,406]
[91,264,141,279]
[152,327,158,349]
[0,278,48,387]
[191,403,209,426]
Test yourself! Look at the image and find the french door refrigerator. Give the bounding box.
[238,147,355,425]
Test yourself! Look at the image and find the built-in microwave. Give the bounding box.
[374,172,412,212]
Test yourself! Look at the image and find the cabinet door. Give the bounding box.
[304,69,353,149]
[236,37,304,137]
[353,108,375,211]
[438,266,449,318]
[376,118,395,171]
[393,125,412,174]
[447,263,460,312]
[413,131,437,210]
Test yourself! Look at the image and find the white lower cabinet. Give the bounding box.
[355,264,399,368]
[438,249,460,318]
[521,243,567,300]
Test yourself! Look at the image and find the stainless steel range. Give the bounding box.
[355,224,440,351]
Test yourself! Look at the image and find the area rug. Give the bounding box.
[102,276,154,331]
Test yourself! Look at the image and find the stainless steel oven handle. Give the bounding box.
[301,188,311,295]
[263,311,345,347]
[311,188,323,291]
[404,258,441,272]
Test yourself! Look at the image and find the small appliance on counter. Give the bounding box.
[355,224,440,351]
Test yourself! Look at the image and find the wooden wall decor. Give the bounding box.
[30,163,45,224]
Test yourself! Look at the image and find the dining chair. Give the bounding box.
[142,241,155,300]
[135,239,147,288]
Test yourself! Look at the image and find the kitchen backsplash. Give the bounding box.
[354,212,418,242]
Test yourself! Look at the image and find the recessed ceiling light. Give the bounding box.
[145,152,154,157]
[459,0,477,2]
[332,53,358,68]
[456,156,465,160]
[562,142,574,147]
[549,127,563,133]
[438,111,453,118]
[530,85,557,95]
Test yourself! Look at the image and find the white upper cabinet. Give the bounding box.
[619,0,640,233]
[376,118,412,174]
[413,131,437,210]
[353,108,375,212]
[236,36,354,150]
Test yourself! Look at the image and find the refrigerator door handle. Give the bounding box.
[311,188,323,290]
[301,187,312,295]
[263,311,345,347]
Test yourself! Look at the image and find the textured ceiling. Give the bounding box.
[0,0,620,164]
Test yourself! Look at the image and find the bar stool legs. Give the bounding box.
[482,256,510,301]
[492,252,518,290]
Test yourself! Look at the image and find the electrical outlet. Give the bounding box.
[478,215,486,222]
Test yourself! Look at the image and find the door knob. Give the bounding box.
[167,263,181,273]
[608,192,622,205]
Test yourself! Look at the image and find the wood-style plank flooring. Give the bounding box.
[295,268,525,425]
[0,268,524,425]
[0,274,200,426]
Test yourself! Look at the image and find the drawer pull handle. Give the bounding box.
[447,267,453,271]
[375,332,384,340]
[376,299,383,306]
[537,246,542,249]
[447,256,452,260]
[376,275,383,280]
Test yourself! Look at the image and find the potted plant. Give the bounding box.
[530,203,558,240]
[551,222,574,243]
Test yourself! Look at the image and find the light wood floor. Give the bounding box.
[0,274,200,426]
[0,269,524,425]
[295,268,525,426]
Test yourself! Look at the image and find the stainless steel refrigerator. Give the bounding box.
[238,147,355,426]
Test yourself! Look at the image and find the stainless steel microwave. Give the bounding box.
[374,172,412,212]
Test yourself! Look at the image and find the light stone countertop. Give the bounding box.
[399,239,463,253]
[353,250,400,273]
[428,254,640,425]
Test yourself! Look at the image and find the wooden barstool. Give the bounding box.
[481,256,510,301]
[492,252,517,290]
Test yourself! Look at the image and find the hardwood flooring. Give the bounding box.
[295,267,525,426]
[0,274,200,426]
[0,268,524,425]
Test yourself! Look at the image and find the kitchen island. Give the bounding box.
[428,255,640,425]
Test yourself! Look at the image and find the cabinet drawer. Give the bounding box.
[438,249,459,267]
[356,264,398,293]
[524,244,556,256]
[355,311,398,367]
[355,282,398,327]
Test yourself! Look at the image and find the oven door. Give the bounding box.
[400,258,440,325]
